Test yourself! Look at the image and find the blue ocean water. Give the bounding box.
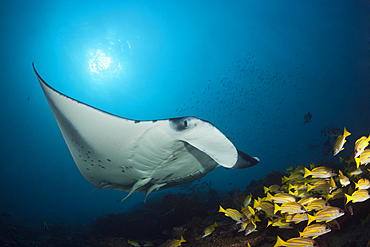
[0,0,369,230]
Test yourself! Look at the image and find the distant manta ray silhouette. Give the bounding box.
[32,63,260,202]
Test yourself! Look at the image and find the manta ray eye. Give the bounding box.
[169,117,192,131]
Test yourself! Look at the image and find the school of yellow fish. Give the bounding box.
[210,127,370,247]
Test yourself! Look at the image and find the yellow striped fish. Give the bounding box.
[165,236,186,247]
[289,190,311,198]
[264,185,284,194]
[285,213,308,223]
[282,173,304,184]
[357,149,370,167]
[354,178,370,190]
[326,188,345,201]
[244,220,257,236]
[354,135,370,158]
[345,189,370,204]
[305,199,330,211]
[304,166,336,178]
[219,206,245,223]
[266,192,296,204]
[338,170,350,186]
[274,202,306,214]
[241,205,255,219]
[307,206,345,225]
[274,236,318,247]
[243,194,253,207]
[307,179,331,193]
[299,223,331,239]
[202,222,218,238]
[333,127,351,156]
[267,218,294,229]
[348,167,363,176]
[298,196,319,206]
[254,200,276,217]
[289,183,307,191]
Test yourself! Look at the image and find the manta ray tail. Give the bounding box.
[79,181,109,202]
[121,177,152,202]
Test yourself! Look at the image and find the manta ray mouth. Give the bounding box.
[32,63,259,201]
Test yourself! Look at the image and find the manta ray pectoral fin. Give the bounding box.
[144,183,167,203]
[232,150,260,169]
[121,177,152,202]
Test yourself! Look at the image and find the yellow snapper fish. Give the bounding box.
[298,196,320,206]
[238,215,260,232]
[326,188,345,201]
[264,185,284,194]
[274,236,318,247]
[354,135,370,158]
[289,190,311,198]
[243,194,253,207]
[243,220,257,236]
[289,183,307,191]
[274,202,306,214]
[348,166,363,176]
[285,213,308,223]
[202,222,218,238]
[299,223,331,239]
[164,236,186,247]
[219,205,245,224]
[254,200,277,217]
[282,173,304,184]
[304,166,336,178]
[266,192,296,204]
[305,199,330,212]
[333,127,351,156]
[354,178,370,190]
[267,218,294,229]
[338,170,350,186]
[345,189,370,204]
[307,206,345,225]
[357,149,370,167]
[128,240,141,247]
[307,179,331,193]
[241,205,255,219]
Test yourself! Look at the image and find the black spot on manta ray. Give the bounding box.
[91,164,94,166]
[98,160,101,162]
[86,168,89,170]
[107,159,111,162]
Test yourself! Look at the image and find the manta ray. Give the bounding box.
[32,63,260,201]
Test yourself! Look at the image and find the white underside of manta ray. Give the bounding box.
[32,63,260,202]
